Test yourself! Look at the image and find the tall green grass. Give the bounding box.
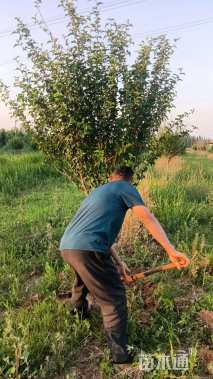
[0,153,59,199]
[0,151,212,378]
[145,154,213,250]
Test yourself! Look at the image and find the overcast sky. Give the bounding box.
[0,0,212,137]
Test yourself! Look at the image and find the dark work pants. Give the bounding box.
[60,249,129,362]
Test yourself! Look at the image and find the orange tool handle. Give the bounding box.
[122,262,178,284]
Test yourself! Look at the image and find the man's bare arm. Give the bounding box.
[132,205,190,268]
[132,205,174,253]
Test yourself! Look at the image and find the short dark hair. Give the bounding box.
[113,166,134,181]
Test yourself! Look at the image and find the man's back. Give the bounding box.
[59,180,144,253]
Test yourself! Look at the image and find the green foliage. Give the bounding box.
[0,300,91,378]
[150,183,203,237]
[157,112,195,160]
[0,151,212,377]
[0,152,59,199]
[0,128,37,152]
[99,350,114,379]
[35,262,60,298]
[0,128,7,146]
[208,144,213,153]
[9,135,24,150]
[0,0,181,193]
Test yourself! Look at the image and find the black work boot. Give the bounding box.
[112,353,134,365]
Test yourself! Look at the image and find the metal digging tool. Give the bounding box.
[122,261,181,285]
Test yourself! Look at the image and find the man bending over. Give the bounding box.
[59,166,190,364]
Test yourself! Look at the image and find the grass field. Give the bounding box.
[0,151,212,378]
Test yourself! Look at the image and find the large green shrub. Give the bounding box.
[0,0,181,193]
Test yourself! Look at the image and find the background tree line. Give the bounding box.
[0,128,37,151]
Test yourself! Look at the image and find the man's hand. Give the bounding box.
[167,249,190,270]
[117,261,131,278]
[132,206,191,270]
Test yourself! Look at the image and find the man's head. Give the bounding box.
[109,166,134,183]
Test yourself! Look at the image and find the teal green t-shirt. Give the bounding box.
[59,180,145,254]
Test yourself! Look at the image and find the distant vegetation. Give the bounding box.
[156,112,195,162]
[0,128,37,152]
[190,136,213,152]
